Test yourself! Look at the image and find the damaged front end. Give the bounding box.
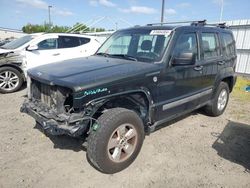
[21,77,91,137]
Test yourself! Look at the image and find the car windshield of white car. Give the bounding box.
[2,35,36,49]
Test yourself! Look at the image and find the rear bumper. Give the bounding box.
[20,99,89,137]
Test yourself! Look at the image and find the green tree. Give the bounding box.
[22,23,105,34]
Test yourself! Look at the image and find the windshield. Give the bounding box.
[96,29,172,62]
[1,35,36,49]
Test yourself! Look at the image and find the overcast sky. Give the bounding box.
[0,0,249,30]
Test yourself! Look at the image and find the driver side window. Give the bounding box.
[173,33,198,61]
[37,38,58,50]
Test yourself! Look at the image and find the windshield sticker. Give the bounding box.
[150,30,172,36]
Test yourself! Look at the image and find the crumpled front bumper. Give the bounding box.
[20,99,89,137]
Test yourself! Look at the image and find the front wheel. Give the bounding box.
[204,82,229,116]
[0,67,23,93]
[87,108,144,174]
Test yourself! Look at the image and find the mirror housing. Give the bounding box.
[27,44,38,51]
[172,52,195,66]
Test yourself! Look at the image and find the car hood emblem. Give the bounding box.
[37,72,42,76]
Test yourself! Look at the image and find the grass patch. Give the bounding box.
[232,76,250,101]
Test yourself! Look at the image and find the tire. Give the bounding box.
[204,82,229,117]
[87,108,144,174]
[0,67,23,93]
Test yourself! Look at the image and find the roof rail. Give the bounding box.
[190,20,207,26]
[146,20,206,26]
[146,20,228,29]
[206,22,228,28]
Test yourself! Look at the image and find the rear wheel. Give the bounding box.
[0,67,23,93]
[204,82,229,116]
[87,108,144,174]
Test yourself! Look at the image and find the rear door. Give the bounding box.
[198,30,223,104]
[57,35,97,59]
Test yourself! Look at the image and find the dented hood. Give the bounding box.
[0,48,14,54]
[28,55,160,92]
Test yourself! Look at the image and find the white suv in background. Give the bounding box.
[0,33,104,93]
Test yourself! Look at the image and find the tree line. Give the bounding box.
[22,22,106,34]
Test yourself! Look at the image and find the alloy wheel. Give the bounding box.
[0,71,20,91]
[107,123,138,163]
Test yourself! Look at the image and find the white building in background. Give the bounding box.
[0,27,26,40]
[227,19,250,75]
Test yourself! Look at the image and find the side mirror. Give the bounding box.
[27,44,38,51]
[172,52,195,66]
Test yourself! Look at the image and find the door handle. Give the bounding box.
[194,65,203,71]
[52,53,60,56]
[218,61,225,65]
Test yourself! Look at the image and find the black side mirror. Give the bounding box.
[172,52,195,66]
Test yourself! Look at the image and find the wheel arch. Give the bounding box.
[221,76,234,93]
[214,68,236,93]
[88,89,153,131]
[0,63,25,81]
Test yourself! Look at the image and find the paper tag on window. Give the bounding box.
[150,30,172,36]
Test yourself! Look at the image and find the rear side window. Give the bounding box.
[201,33,220,59]
[221,33,235,56]
[173,33,198,60]
[58,36,80,48]
[79,37,90,45]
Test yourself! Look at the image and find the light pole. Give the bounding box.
[219,0,224,22]
[48,5,52,28]
[161,0,165,23]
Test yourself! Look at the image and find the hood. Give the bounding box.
[28,56,160,92]
[0,48,15,54]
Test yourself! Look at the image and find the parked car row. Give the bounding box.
[0,33,106,93]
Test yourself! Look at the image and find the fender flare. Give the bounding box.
[84,87,154,124]
[213,67,235,94]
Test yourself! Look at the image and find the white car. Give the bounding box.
[0,33,104,93]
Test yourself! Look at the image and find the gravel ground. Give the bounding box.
[0,89,249,188]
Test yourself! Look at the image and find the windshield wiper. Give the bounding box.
[96,52,111,57]
[110,54,138,61]
[96,53,138,61]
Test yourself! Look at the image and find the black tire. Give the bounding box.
[0,66,23,94]
[204,82,229,117]
[87,108,144,174]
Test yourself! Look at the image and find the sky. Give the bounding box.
[0,0,249,30]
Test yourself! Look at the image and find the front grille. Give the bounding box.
[30,79,71,114]
[41,84,53,107]
[31,79,57,108]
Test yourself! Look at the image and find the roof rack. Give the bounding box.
[146,20,206,26]
[146,20,228,28]
[190,20,207,26]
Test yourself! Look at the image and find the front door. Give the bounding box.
[25,36,62,70]
[155,31,211,121]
